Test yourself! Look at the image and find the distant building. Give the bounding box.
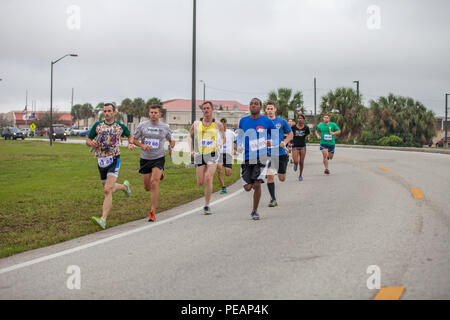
[6,111,72,129]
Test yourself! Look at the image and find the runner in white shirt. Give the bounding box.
[216,118,236,194]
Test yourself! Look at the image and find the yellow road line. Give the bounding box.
[410,188,424,199]
[378,166,390,171]
[374,287,405,300]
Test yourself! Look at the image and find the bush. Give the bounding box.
[377,135,403,146]
[361,130,383,145]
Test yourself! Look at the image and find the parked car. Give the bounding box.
[436,138,450,148]
[79,130,90,137]
[2,127,25,140]
[21,128,35,137]
[51,125,67,141]
[73,127,90,136]
[37,129,48,136]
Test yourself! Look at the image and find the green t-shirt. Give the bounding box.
[317,122,340,145]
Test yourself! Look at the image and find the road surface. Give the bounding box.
[0,147,449,299]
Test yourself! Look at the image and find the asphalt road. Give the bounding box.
[0,147,449,299]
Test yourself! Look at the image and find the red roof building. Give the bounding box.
[11,111,72,128]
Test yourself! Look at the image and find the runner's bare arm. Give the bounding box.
[218,122,226,148]
[133,137,150,151]
[127,134,135,151]
[331,129,341,136]
[315,129,321,140]
[86,137,98,148]
[282,131,293,147]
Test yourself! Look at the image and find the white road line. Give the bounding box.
[0,188,245,275]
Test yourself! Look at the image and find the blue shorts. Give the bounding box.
[320,144,335,154]
[98,156,121,182]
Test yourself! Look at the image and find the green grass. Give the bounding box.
[0,140,240,258]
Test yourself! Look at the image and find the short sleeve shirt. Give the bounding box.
[269,116,292,156]
[317,122,340,146]
[291,125,311,147]
[134,121,173,160]
[88,121,130,158]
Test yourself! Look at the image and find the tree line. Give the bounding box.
[71,97,162,127]
[265,87,436,147]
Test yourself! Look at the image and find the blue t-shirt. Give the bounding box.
[268,116,292,156]
[237,115,276,161]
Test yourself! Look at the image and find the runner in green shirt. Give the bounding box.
[315,114,341,175]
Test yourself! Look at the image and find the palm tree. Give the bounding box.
[266,88,304,118]
[79,103,94,127]
[71,104,82,128]
[369,94,435,145]
[94,102,104,122]
[119,98,133,125]
[132,98,146,124]
[320,88,367,140]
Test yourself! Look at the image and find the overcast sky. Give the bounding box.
[1,0,449,116]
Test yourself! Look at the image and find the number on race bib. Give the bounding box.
[324,134,332,141]
[144,138,160,148]
[98,156,114,168]
[201,139,214,148]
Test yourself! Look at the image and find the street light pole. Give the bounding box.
[200,80,206,102]
[445,94,449,149]
[50,54,78,146]
[191,0,197,124]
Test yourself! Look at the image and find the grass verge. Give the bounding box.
[0,140,240,258]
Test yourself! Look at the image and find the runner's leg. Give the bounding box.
[196,165,207,186]
[102,175,118,221]
[204,163,217,206]
[322,149,329,170]
[299,149,306,177]
[217,164,225,188]
[150,167,163,213]
[252,181,262,212]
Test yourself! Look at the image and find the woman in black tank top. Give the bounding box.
[291,115,310,181]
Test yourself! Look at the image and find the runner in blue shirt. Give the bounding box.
[236,98,276,220]
[265,101,293,207]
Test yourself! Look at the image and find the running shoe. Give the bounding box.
[293,163,298,171]
[298,176,303,181]
[204,206,212,215]
[123,180,131,198]
[220,187,227,194]
[91,216,106,229]
[324,169,330,175]
[268,199,278,207]
[148,210,156,222]
[160,172,164,181]
[251,211,260,220]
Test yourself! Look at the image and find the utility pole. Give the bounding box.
[445,94,449,149]
[71,88,74,109]
[191,0,197,124]
[25,90,28,129]
[353,80,360,102]
[314,77,317,129]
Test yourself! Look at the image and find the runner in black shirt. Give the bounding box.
[291,114,310,181]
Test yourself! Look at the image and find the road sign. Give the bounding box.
[30,123,36,132]
[288,111,294,119]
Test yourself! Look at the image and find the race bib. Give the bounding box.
[144,138,160,148]
[201,138,214,148]
[324,134,332,141]
[249,138,266,152]
[98,156,114,168]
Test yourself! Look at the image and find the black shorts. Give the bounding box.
[219,153,233,169]
[240,160,269,186]
[98,156,121,182]
[139,157,165,174]
[268,154,289,175]
[193,152,219,167]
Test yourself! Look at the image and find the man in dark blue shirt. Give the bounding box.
[237,98,276,220]
[265,102,293,207]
